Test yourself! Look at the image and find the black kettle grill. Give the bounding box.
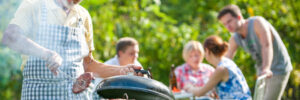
[96,71,175,100]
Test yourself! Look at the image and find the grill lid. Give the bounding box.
[96,75,175,100]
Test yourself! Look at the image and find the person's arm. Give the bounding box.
[225,36,238,59]
[254,17,273,77]
[83,53,142,78]
[184,66,229,97]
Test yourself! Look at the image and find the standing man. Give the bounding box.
[217,4,293,100]
[1,0,141,99]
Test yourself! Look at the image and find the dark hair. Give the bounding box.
[218,4,241,20]
[203,35,229,57]
[116,37,138,56]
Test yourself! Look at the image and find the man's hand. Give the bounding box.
[72,72,95,94]
[259,69,273,78]
[44,50,63,75]
[120,64,143,76]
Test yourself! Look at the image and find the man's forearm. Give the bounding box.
[226,37,238,59]
[83,56,123,78]
[261,46,273,71]
[225,52,235,59]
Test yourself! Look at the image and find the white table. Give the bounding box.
[173,91,213,100]
[174,91,194,99]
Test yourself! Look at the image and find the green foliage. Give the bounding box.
[0,46,22,100]
[0,0,299,99]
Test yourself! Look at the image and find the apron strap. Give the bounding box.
[40,0,48,25]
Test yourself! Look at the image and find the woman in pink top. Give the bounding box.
[174,41,215,96]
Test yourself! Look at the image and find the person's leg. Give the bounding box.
[264,72,290,100]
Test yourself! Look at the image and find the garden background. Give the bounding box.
[0,0,299,99]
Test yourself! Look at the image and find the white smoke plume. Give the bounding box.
[0,0,22,85]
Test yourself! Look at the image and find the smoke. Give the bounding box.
[0,0,21,35]
[0,0,22,85]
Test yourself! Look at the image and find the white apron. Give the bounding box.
[21,1,90,99]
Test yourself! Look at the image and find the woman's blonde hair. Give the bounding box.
[182,40,205,61]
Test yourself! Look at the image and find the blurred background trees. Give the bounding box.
[0,0,23,99]
[0,0,299,99]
